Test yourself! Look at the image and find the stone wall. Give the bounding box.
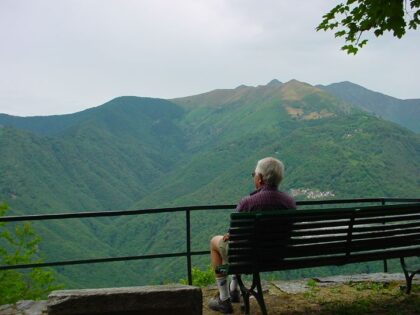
[0,285,202,315]
[48,285,202,315]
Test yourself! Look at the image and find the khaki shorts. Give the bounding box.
[218,238,229,264]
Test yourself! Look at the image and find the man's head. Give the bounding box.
[253,157,284,189]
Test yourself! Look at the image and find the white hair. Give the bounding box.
[255,157,284,187]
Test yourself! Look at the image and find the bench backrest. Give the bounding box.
[227,203,420,275]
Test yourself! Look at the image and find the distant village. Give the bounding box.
[290,188,335,199]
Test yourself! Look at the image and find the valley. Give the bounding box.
[1,80,419,288]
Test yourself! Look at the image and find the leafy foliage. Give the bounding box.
[180,265,215,287]
[0,203,61,304]
[317,0,420,54]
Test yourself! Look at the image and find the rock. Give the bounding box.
[273,272,420,294]
[47,284,202,315]
[0,304,15,315]
[273,280,309,294]
[0,301,47,315]
[314,273,420,286]
[17,301,47,315]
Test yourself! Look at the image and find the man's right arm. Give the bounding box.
[235,196,249,212]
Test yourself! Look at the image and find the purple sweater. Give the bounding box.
[236,185,296,212]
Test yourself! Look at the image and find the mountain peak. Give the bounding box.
[284,79,307,86]
[280,79,321,98]
[235,84,250,90]
[266,79,282,87]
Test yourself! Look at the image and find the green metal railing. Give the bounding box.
[1,198,419,285]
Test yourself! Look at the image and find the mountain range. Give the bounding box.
[317,81,420,133]
[0,79,419,288]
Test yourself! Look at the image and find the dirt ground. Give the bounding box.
[202,281,420,315]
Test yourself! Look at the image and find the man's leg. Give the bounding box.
[210,235,224,272]
[209,235,233,313]
[210,235,229,299]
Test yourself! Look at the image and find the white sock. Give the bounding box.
[216,276,229,301]
[230,275,238,292]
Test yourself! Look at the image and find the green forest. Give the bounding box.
[0,80,419,291]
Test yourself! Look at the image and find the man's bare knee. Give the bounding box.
[211,235,223,250]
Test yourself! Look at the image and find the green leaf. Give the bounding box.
[358,39,368,48]
[319,0,420,53]
[335,30,347,37]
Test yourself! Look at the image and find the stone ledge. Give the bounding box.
[47,284,202,315]
[0,300,47,315]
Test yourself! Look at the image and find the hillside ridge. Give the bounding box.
[1,79,419,288]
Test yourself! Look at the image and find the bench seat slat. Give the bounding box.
[255,227,420,244]
[229,235,255,241]
[229,227,254,233]
[353,209,420,218]
[289,222,420,236]
[230,219,255,226]
[256,237,348,247]
[293,219,350,230]
[259,243,349,257]
[288,235,348,244]
[354,216,420,226]
[352,221,420,233]
[352,227,420,239]
[259,220,420,234]
[260,220,352,230]
[257,216,350,223]
[258,234,347,244]
[292,227,349,236]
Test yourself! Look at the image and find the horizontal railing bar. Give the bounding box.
[378,198,420,203]
[2,198,419,223]
[0,205,235,222]
[2,198,419,273]
[296,198,420,206]
[0,250,210,271]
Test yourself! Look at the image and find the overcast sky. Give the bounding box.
[1,0,419,116]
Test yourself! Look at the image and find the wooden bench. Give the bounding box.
[216,202,420,315]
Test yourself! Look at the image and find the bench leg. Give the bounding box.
[400,257,419,294]
[236,273,268,315]
[237,275,250,315]
[254,273,268,315]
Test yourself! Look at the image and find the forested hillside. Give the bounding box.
[0,80,419,288]
[318,81,420,133]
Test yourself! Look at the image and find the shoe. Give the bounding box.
[230,289,240,303]
[208,295,233,314]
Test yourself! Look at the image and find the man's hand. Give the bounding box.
[223,233,230,241]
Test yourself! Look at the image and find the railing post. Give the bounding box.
[186,209,192,285]
[382,198,388,273]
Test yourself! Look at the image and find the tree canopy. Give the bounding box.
[0,203,61,304]
[317,0,420,54]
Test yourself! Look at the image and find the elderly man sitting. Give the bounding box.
[208,157,296,314]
